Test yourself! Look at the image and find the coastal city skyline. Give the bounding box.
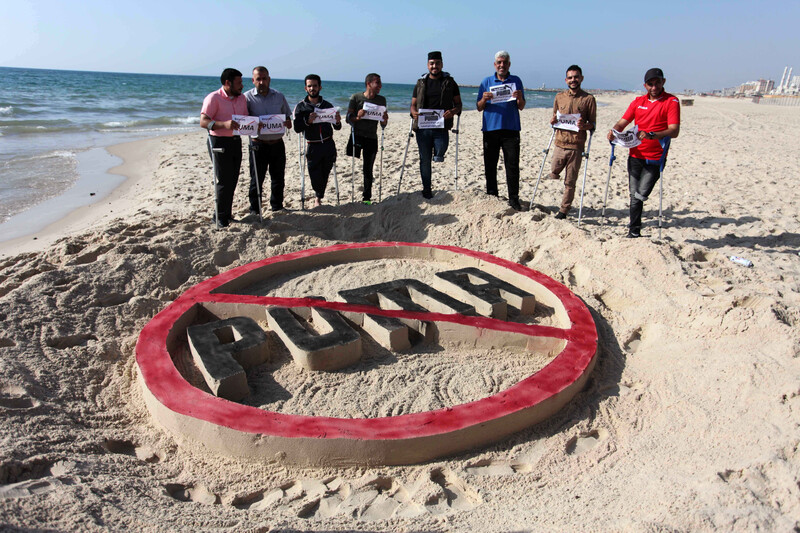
[3,0,799,92]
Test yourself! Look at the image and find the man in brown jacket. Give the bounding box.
[549,65,596,219]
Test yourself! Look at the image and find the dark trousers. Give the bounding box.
[482,129,520,201]
[350,135,378,201]
[306,140,337,199]
[249,139,286,211]
[208,135,242,224]
[627,156,661,231]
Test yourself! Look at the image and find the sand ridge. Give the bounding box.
[1,96,799,530]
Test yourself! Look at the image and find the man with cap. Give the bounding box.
[550,65,596,219]
[200,67,247,227]
[607,67,680,238]
[477,50,526,210]
[245,66,292,213]
[410,51,462,199]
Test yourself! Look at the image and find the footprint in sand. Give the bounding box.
[225,468,481,521]
[464,441,547,477]
[565,428,610,456]
[164,483,219,504]
[102,437,163,463]
[623,327,642,353]
[0,384,40,410]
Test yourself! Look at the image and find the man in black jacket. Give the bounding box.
[410,51,462,199]
[293,74,342,207]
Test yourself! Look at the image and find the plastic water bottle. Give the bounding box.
[730,256,753,268]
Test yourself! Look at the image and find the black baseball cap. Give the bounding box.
[428,51,442,61]
[644,68,664,82]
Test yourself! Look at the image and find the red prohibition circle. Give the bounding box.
[136,242,598,465]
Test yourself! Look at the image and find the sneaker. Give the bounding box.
[554,211,567,219]
[362,200,373,205]
[509,198,521,211]
[422,189,433,199]
[626,230,641,238]
[249,208,260,217]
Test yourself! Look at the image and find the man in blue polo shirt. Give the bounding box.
[477,50,526,210]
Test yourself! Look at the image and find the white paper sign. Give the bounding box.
[233,114,259,137]
[314,107,339,124]
[258,114,286,136]
[611,126,641,148]
[489,83,516,104]
[362,102,386,121]
[418,109,445,129]
[554,111,580,132]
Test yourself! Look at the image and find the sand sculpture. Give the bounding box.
[136,242,598,466]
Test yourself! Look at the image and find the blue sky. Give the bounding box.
[2,0,798,91]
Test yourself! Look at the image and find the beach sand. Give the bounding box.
[1,95,799,531]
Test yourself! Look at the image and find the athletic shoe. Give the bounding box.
[422,189,433,199]
[626,230,641,238]
[509,198,521,211]
[362,200,373,205]
[554,211,567,219]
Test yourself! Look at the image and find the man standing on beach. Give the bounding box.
[293,74,342,207]
[245,66,292,213]
[477,51,526,211]
[200,68,247,227]
[410,51,462,199]
[549,65,596,219]
[347,73,389,204]
[607,67,680,238]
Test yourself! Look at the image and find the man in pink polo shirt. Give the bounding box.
[200,68,247,227]
[608,67,680,238]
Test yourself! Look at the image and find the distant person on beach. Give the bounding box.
[549,65,596,219]
[347,73,389,204]
[200,68,247,227]
[607,67,680,238]
[477,50,526,211]
[293,74,342,207]
[410,51,462,199]
[245,66,292,213]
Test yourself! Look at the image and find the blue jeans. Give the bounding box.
[627,156,661,231]
[416,129,449,191]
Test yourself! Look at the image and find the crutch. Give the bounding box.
[248,139,263,222]
[601,142,616,225]
[207,132,224,229]
[379,124,385,202]
[657,137,672,240]
[332,158,340,206]
[453,114,461,190]
[576,131,594,227]
[350,126,356,203]
[297,133,306,210]
[528,127,556,209]
[298,132,307,210]
[396,119,414,195]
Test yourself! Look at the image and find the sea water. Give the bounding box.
[0,66,555,234]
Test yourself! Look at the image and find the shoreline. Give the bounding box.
[0,134,168,256]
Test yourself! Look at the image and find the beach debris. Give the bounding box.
[729,255,753,267]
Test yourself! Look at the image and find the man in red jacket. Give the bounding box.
[608,68,680,238]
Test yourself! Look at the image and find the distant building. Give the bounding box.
[773,66,798,95]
